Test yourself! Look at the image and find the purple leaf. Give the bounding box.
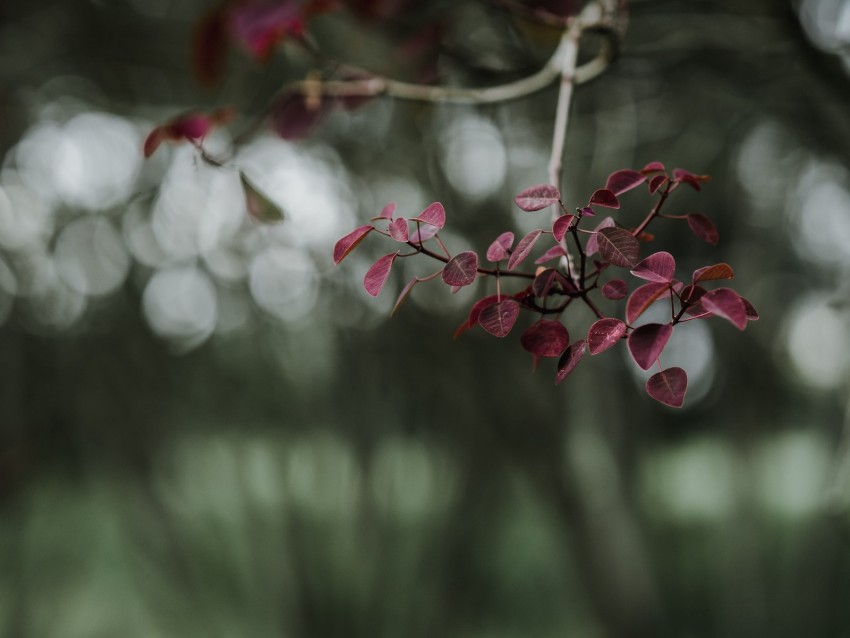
[454,294,501,338]
[692,263,733,283]
[589,189,620,209]
[535,244,566,265]
[521,320,570,357]
[673,168,709,191]
[596,227,640,268]
[532,269,574,298]
[648,174,667,194]
[630,251,676,283]
[646,367,688,408]
[555,339,586,384]
[507,229,543,271]
[392,277,420,316]
[412,202,446,229]
[687,213,719,245]
[587,318,627,355]
[579,206,596,217]
[680,284,707,308]
[364,251,399,297]
[605,169,645,196]
[333,225,373,264]
[552,215,574,242]
[742,297,759,321]
[486,231,514,262]
[626,281,672,324]
[585,217,616,256]
[377,202,396,220]
[478,299,520,337]
[389,217,409,242]
[640,161,665,175]
[701,288,747,330]
[602,279,628,300]
[628,323,673,370]
[514,184,561,211]
[442,251,479,287]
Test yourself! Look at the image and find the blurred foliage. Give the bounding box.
[2,0,850,636]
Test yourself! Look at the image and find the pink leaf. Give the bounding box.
[742,297,759,321]
[628,323,674,370]
[507,229,543,271]
[410,223,439,244]
[692,263,733,283]
[587,318,627,355]
[701,288,747,330]
[602,279,628,300]
[521,320,570,357]
[589,189,620,209]
[596,227,640,267]
[442,251,478,287]
[392,277,420,316]
[532,269,575,298]
[486,231,514,262]
[514,184,561,211]
[630,251,676,283]
[377,202,396,220]
[687,213,719,245]
[626,281,672,324]
[646,367,688,408]
[585,217,616,256]
[534,244,566,265]
[672,168,709,191]
[555,340,587,384]
[605,169,645,196]
[648,174,667,194]
[454,294,501,339]
[363,251,399,297]
[388,217,409,242]
[478,299,520,337]
[333,225,373,264]
[412,202,446,229]
[640,161,665,175]
[552,215,574,242]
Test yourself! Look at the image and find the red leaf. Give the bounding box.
[589,189,620,209]
[605,169,645,196]
[229,0,311,61]
[626,281,672,324]
[628,323,673,370]
[701,288,747,330]
[392,277,419,316]
[388,217,409,242]
[680,284,706,308]
[333,225,373,264]
[630,251,676,283]
[692,263,733,283]
[640,161,665,175]
[552,215,574,242]
[585,217,616,256]
[534,244,566,265]
[454,294,500,339]
[442,251,478,287]
[143,108,233,157]
[411,202,445,229]
[687,213,719,245]
[478,299,520,337]
[271,90,334,140]
[521,321,569,357]
[602,279,627,300]
[507,229,543,271]
[673,168,710,191]
[377,202,396,220]
[587,318,626,355]
[596,227,640,268]
[646,367,688,408]
[486,231,514,262]
[555,339,586,384]
[648,174,667,194]
[515,184,561,211]
[742,297,759,321]
[364,251,398,297]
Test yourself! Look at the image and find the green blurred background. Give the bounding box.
[2,0,850,636]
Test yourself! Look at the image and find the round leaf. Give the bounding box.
[648,175,667,194]
[552,215,574,242]
[486,231,514,262]
[596,227,640,268]
[630,251,676,283]
[364,251,399,297]
[507,229,543,271]
[626,281,671,324]
[442,251,479,287]
[520,320,570,357]
[412,202,446,229]
[514,184,561,211]
[646,367,688,408]
[589,189,620,209]
[602,279,628,300]
[640,161,666,175]
[478,299,520,338]
[587,318,627,355]
[701,288,747,330]
[585,217,616,256]
[535,244,567,265]
[605,169,645,196]
[333,225,373,264]
[628,323,673,370]
[687,213,719,245]
[692,262,733,283]
[388,217,409,242]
